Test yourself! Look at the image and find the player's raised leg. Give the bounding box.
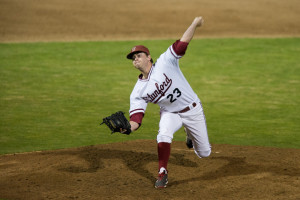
[181,103,211,158]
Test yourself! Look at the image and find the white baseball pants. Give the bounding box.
[157,102,211,158]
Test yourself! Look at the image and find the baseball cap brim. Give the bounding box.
[127,45,150,59]
[127,51,142,59]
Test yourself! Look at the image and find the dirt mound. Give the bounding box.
[0,140,299,200]
[0,0,300,42]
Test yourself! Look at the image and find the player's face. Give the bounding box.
[132,52,151,70]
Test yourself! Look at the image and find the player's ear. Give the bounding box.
[147,54,153,63]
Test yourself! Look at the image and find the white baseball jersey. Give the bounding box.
[129,42,200,116]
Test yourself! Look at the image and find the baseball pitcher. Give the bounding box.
[102,16,211,188]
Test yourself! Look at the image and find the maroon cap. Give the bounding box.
[126,45,150,59]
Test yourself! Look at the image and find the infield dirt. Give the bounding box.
[1,0,300,42]
[0,0,300,199]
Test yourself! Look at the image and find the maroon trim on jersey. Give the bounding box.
[130,112,144,125]
[171,40,189,57]
[148,64,155,79]
[129,108,145,115]
[138,64,155,81]
[169,47,180,59]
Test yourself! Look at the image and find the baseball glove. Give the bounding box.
[100,111,131,135]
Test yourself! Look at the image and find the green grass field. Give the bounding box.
[0,38,299,154]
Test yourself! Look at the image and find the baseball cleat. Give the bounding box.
[155,170,168,188]
[186,136,193,149]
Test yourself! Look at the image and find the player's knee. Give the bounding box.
[195,149,211,158]
[157,134,172,143]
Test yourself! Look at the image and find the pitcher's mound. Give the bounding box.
[0,140,299,199]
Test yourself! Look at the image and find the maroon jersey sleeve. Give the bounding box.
[130,112,144,125]
[172,40,189,56]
